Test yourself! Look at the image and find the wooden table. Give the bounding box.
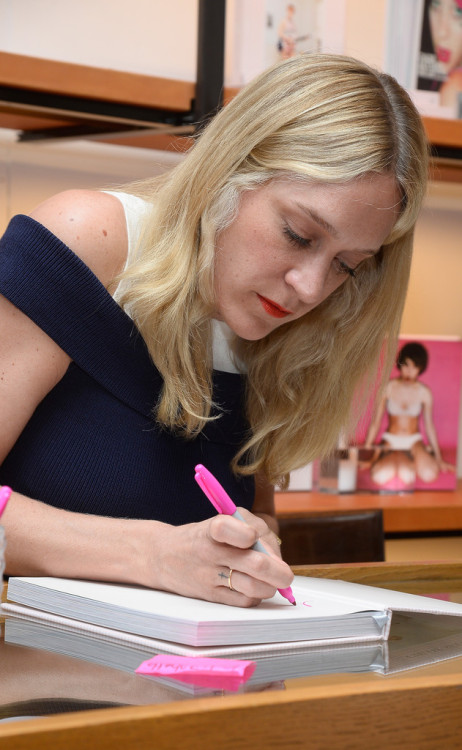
[2,562,462,749]
[275,482,462,534]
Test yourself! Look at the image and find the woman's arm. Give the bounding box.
[421,386,454,471]
[364,390,388,447]
[0,191,293,605]
[2,490,292,606]
[0,190,127,464]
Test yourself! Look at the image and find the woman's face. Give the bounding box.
[213,174,401,341]
[429,0,462,75]
[400,358,421,382]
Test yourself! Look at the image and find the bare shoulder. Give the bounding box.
[29,189,128,287]
[386,378,398,395]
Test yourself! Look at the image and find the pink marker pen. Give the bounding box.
[194,464,296,605]
[0,486,12,519]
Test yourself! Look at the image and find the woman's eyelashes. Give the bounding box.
[283,224,356,278]
[283,224,312,248]
[334,258,357,278]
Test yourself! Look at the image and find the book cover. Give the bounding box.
[355,335,462,492]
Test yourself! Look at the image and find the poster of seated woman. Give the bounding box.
[357,337,462,492]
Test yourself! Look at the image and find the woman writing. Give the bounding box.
[0,54,428,605]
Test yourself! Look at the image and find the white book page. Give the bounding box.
[6,576,386,625]
[7,576,462,624]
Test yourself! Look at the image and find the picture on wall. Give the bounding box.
[416,0,462,119]
[263,0,346,70]
[385,0,462,120]
[355,336,462,492]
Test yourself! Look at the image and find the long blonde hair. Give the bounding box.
[119,54,429,488]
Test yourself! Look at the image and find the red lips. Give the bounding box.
[437,47,451,64]
[257,294,293,318]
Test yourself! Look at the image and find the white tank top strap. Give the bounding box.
[103,191,152,264]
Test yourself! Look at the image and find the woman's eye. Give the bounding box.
[335,258,356,278]
[283,225,312,248]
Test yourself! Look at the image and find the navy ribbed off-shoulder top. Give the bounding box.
[0,215,254,523]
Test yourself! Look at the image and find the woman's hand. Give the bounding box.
[146,510,294,607]
[4,491,293,608]
[437,458,456,473]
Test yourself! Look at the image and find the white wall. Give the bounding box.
[0,131,182,233]
[402,183,462,336]
[0,0,199,81]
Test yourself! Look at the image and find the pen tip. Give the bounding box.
[292,600,297,606]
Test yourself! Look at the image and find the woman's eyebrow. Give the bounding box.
[295,204,339,238]
[295,203,382,256]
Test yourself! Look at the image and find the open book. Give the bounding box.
[3,575,462,651]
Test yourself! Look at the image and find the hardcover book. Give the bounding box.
[3,575,462,651]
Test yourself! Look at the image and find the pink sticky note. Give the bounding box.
[136,654,256,682]
[136,654,256,692]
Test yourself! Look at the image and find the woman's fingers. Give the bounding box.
[217,566,279,601]
[151,514,293,607]
[208,508,282,557]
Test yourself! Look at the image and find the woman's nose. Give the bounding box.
[284,260,331,306]
[437,9,451,38]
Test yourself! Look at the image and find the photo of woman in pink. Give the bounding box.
[363,341,456,490]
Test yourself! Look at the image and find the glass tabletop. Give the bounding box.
[2,566,462,725]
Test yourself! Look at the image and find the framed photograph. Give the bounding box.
[226,1,346,88]
[355,336,462,492]
[385,0,462,120]
[264,0,346,69]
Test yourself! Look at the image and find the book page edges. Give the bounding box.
[1,602,387,657]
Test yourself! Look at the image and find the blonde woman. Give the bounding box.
[0,54,428,605]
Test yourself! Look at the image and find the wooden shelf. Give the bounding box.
[1,51,462,180]
[423,116,462,149]
[275,481,462,535]
[0,51,195,113]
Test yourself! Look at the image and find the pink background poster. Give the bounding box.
[355,336,462,492]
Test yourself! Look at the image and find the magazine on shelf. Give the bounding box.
[385,0,462,120]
